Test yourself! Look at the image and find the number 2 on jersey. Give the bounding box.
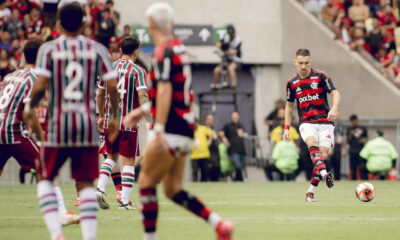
[64,62,83,100]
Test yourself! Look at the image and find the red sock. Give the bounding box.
[140,188,158,233]
[309,146,326,172]
[172,190,212,221]
[311,168,321,186]
[111,172,122,192]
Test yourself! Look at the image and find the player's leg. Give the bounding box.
[213,65,222,86]
[318,124,335,187]
[118,131,139,209]
[306,168,321,202]
[97,129,121,209]
[53,180,80,226]
[228,62,237,88]
[36,147,69,240]
[162,153,234,240]
[71,147,100,240]
[138,137,176,240]
[111,164,122,193]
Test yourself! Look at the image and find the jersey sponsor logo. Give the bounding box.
[298,93,320,104]
[310,81,318,89]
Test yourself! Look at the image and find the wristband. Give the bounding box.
[140,102,151,114]
[284,125,290,130]
[23,104,34,115]
[154,123,165,133]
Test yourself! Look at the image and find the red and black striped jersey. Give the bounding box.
[35,35,117,147]
[149,38,195,138]
[286,68,336,124]
[98,58,147,131]
[0,69,35,144]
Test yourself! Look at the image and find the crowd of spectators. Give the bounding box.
[302,0,400,85]
[264,99,398,181]
[0,0,129,81]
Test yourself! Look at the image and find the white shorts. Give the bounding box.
[147,131,193,155]
[299,123,334,148]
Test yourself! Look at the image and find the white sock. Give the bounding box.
[208,212,222,229]
[97,158,116,192]
[54,186,67,216]
[121,166,135,205]
[319,169,327,178]
[143,232,158,240]
[79,187,98,240]
[37,180,62,239]
[307,184,317,193]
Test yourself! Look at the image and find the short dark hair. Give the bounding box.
[58,3,84,33]
[350,114,358,121]
[376,130,384,137]
[24,39,41,64]
[120,37,140,55]
[296,49,310,57]
[106,0,114,5]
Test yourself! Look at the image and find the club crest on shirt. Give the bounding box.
[311,81,318,89]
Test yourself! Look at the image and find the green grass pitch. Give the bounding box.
[1,181,400,240]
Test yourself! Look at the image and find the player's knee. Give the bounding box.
[163,185,181,199]
[228,63,236,71]
[76,181,93,192]
[214,66,221,74]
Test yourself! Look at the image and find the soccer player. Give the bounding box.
[283,48,341,202]
[0,39,80,226]
[96,36,149,210]
[23,3,119,240]
[123,3,234,240]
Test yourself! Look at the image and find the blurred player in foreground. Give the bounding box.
[0,39,80,227]
[123,2,234,240]
[284,48,341,202]
[24,3,119,240]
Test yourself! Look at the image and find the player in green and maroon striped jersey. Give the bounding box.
[23,3,119,240]
[96,37,150,210]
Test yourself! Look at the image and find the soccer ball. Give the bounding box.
[355,182,375,202]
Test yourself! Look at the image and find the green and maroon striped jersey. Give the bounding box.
[0,69,36,144]
[98,58,147,131]
[35,35,117,147]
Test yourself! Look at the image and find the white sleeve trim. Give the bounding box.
[34,68,52,78]
[102,71,118,81]
[136,86,147,90]
[23,98,31,103]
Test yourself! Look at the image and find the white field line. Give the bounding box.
[2,216,400,222]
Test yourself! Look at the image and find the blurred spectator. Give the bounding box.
[190,118,213,182]
[0,31,12,52]
[11,0,38,17]
[270,111,300,144]
[96,0,120,47]
[304,0,327,17]
[28,6,44,34]
[83,24,95,39]
[339,18,352,44]
[204,114,220,181]
[365,18,383,57]
[120,24,131,39]
[328,118,346,180]
[348,0,370,25]
[321,0,345,30]
[223,111,247,181]
[347,114,368,180]
[376,3,397,35]
[265,141,299,181]
[265,99,285,133]
[360,130,398,179]
[217,131,234,180]
[0,0,11,28]
[0,48,12,79]
[3,8,23,39]
[350,27,367,51]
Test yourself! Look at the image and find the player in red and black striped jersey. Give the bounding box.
[96,37,149,210]
[123,3,234,240]
[23,4,119,240]
[284,49,341,202]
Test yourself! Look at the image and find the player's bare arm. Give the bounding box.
[23,75,48,133]
[138,89,152,122]
[154,81,172,141]
[96,87,106,133]
[327,90,341,122]
[283,101,294,142]
[106,78,119,143]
